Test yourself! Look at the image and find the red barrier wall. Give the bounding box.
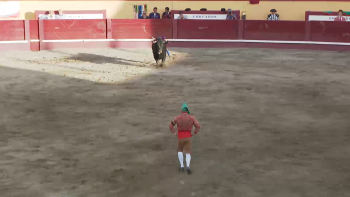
[43,19,107,40]
[29,20,39,51]
[310,21,350,43]
[29,20,39,40]
[243,20,306,41]
[2,19,350,52]
[0,20,25,41]
[177,20,239,39]
[111,19,173,39]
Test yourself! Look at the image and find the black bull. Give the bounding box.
[152,38,167,64]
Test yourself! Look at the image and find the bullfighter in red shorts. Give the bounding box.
[169,103,201,174]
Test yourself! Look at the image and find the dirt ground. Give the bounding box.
[0,47,349,197]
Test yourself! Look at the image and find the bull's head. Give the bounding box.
[152,37,165,55]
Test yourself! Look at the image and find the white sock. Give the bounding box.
[178,152,184,168]
[186,154,191,168]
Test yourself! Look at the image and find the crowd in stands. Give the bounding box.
[137,6,279,20]
[41,9,65,19]
[40,8,347,22]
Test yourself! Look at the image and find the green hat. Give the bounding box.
[181,103,190,114]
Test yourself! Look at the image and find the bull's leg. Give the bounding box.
[156,60,159,65]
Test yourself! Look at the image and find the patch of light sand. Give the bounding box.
[0,48,188,84]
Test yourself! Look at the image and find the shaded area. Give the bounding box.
[0,48,350,197]
[67,53,141,65]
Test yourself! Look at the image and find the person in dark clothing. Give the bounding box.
[226,8,237,20]
[149,7,160,19]
[162,7,171,19]
[267,9,279,20]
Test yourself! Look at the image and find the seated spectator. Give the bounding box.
[267,9,279,20]
[177,11,188,19]
[162,7,171,19]
[149,7,160,19]
[56,9,65,19]
[46,10,56,19]
[334,10,346,21]
[226,8,237,20]
[140,11,149,19]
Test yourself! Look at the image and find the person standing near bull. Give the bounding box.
[169,103,201,174]
[149,7,160,19]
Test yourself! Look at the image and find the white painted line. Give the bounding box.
[42,39,84,43]
[42,39,152,42]
[168,39,350,46]
[30,40,40,42]
[111,39,153,41]
[83,39,116,42]
[0,40,28,44]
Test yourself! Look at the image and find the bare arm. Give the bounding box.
[193,117,201,135]
[169,117,177,134]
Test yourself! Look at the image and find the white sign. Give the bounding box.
[174,14,227,20]
[39,14,104,20]
[0,1,20,18]
[309,15,350,21]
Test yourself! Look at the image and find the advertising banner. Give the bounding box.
[309,15,350,21]
[174,14,227,20]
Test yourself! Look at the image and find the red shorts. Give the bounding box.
[178,130,192,139]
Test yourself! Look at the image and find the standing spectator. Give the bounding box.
[162,7,171,19]
[46,10,56,19]
[226,8,237,20]
[267,9,279,20]
[56,9,65,19]
[140,11,149,19]
[149,7,160,19]
[177,11,188,19]
[334,10,346,22]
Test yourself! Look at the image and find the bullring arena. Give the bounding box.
[1,2,350,197]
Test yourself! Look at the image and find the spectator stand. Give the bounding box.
[170,10,240,20]
[35,10,107,20]
[305,11,350,21]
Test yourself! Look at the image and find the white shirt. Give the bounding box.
[56,14,65,19]
[267,14,279,21]
[46,15,56,19]
[177,15,188,19]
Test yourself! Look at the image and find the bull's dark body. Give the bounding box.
[152,38,167,65]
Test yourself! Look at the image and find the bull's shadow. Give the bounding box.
[65,53,141,66]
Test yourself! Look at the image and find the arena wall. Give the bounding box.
[2,1,350,21]
[1,19,350,51]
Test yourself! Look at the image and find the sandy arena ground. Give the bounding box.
[0,47,350,197]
